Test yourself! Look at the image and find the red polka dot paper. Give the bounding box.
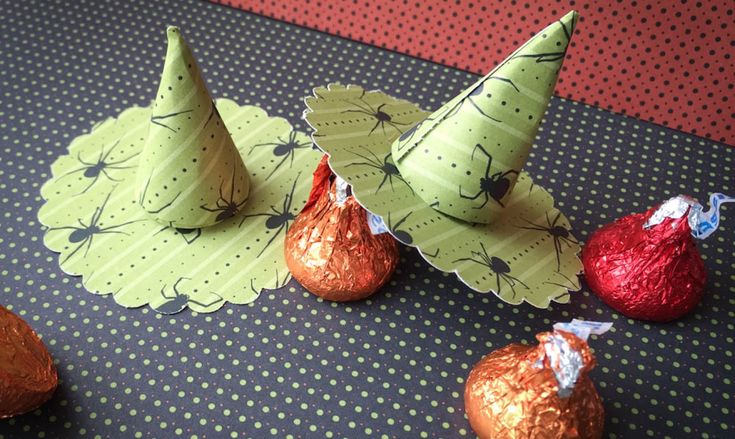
[213,0,735,146]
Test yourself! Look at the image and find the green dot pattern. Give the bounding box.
[1,0,734,438]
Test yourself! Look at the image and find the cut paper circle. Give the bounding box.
[39,99,320,313]
[304,84,582,307]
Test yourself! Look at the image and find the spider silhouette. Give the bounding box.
[200,164,248,222]
[239,174,301,257]
[61,140,139,194]
[441,82,503,123]
[150,109,193,132]
[171,227,201,244]
[511,51,566,63]
[487,76,520,92]
[447,78,522,124]
[346,147,412,194]
[342,92,412,136]
[459,143,519,209]
[394,112,438,153]
[155,223,201,245]
[510,19,569,64]
[50,190,143,264]
[452,243,528,298]
[153,277,223,314]
[543,272,579,293]
[138,175,182,214]
[249,131,311,180]
[396,121,421,146]
[387,211,414,245]
[249,269,290,295]
[508,19,571,64]
[385,211,439,257]
[519,211,578,272]
[203,99,221,129]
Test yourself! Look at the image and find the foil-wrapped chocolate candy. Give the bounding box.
[0,305,58,418]
[285,157,399,301]
[465,320,611,439]
[582,193,733,322]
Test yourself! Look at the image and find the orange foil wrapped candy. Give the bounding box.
[465,320,611,439]
[1,305,58,418]
[285,156,399,301]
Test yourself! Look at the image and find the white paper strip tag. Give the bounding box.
[643,193,734,240]
[689,193,735,239]
[334,177,350,205]
[366,211,390,235]
[553,319,612,341]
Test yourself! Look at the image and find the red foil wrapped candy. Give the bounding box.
[581,194,732,321]
[285,157,399,301]
[465,321,609,439]
[0,305,58,418]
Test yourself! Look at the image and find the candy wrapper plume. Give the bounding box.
[582,194,733,322]
[285,157,399,301]
[0,305,58,418]
[465,320,611,439]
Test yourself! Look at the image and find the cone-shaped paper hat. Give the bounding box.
[392,11,578,224]
[136,26,250,228]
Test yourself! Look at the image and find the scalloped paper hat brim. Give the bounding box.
[40,99,320,314]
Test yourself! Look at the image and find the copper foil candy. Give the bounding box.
[582,203,706,322]
[0,305,58,418]
[465,330,604,439]
[285,157,399,301]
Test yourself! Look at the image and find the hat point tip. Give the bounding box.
[562,10,579,31]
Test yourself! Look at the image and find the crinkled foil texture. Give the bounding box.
[582,205,706,322]
[464,331,604,439]
[285,157,398,301]
[0,305,58,418]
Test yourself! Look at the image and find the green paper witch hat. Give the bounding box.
[136,26,250,228]
[392,11,578,224]
[304,11,584,307]
[39,26,323,315]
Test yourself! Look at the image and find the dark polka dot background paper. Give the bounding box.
[1,0,734,438]
[214,0,735,146]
